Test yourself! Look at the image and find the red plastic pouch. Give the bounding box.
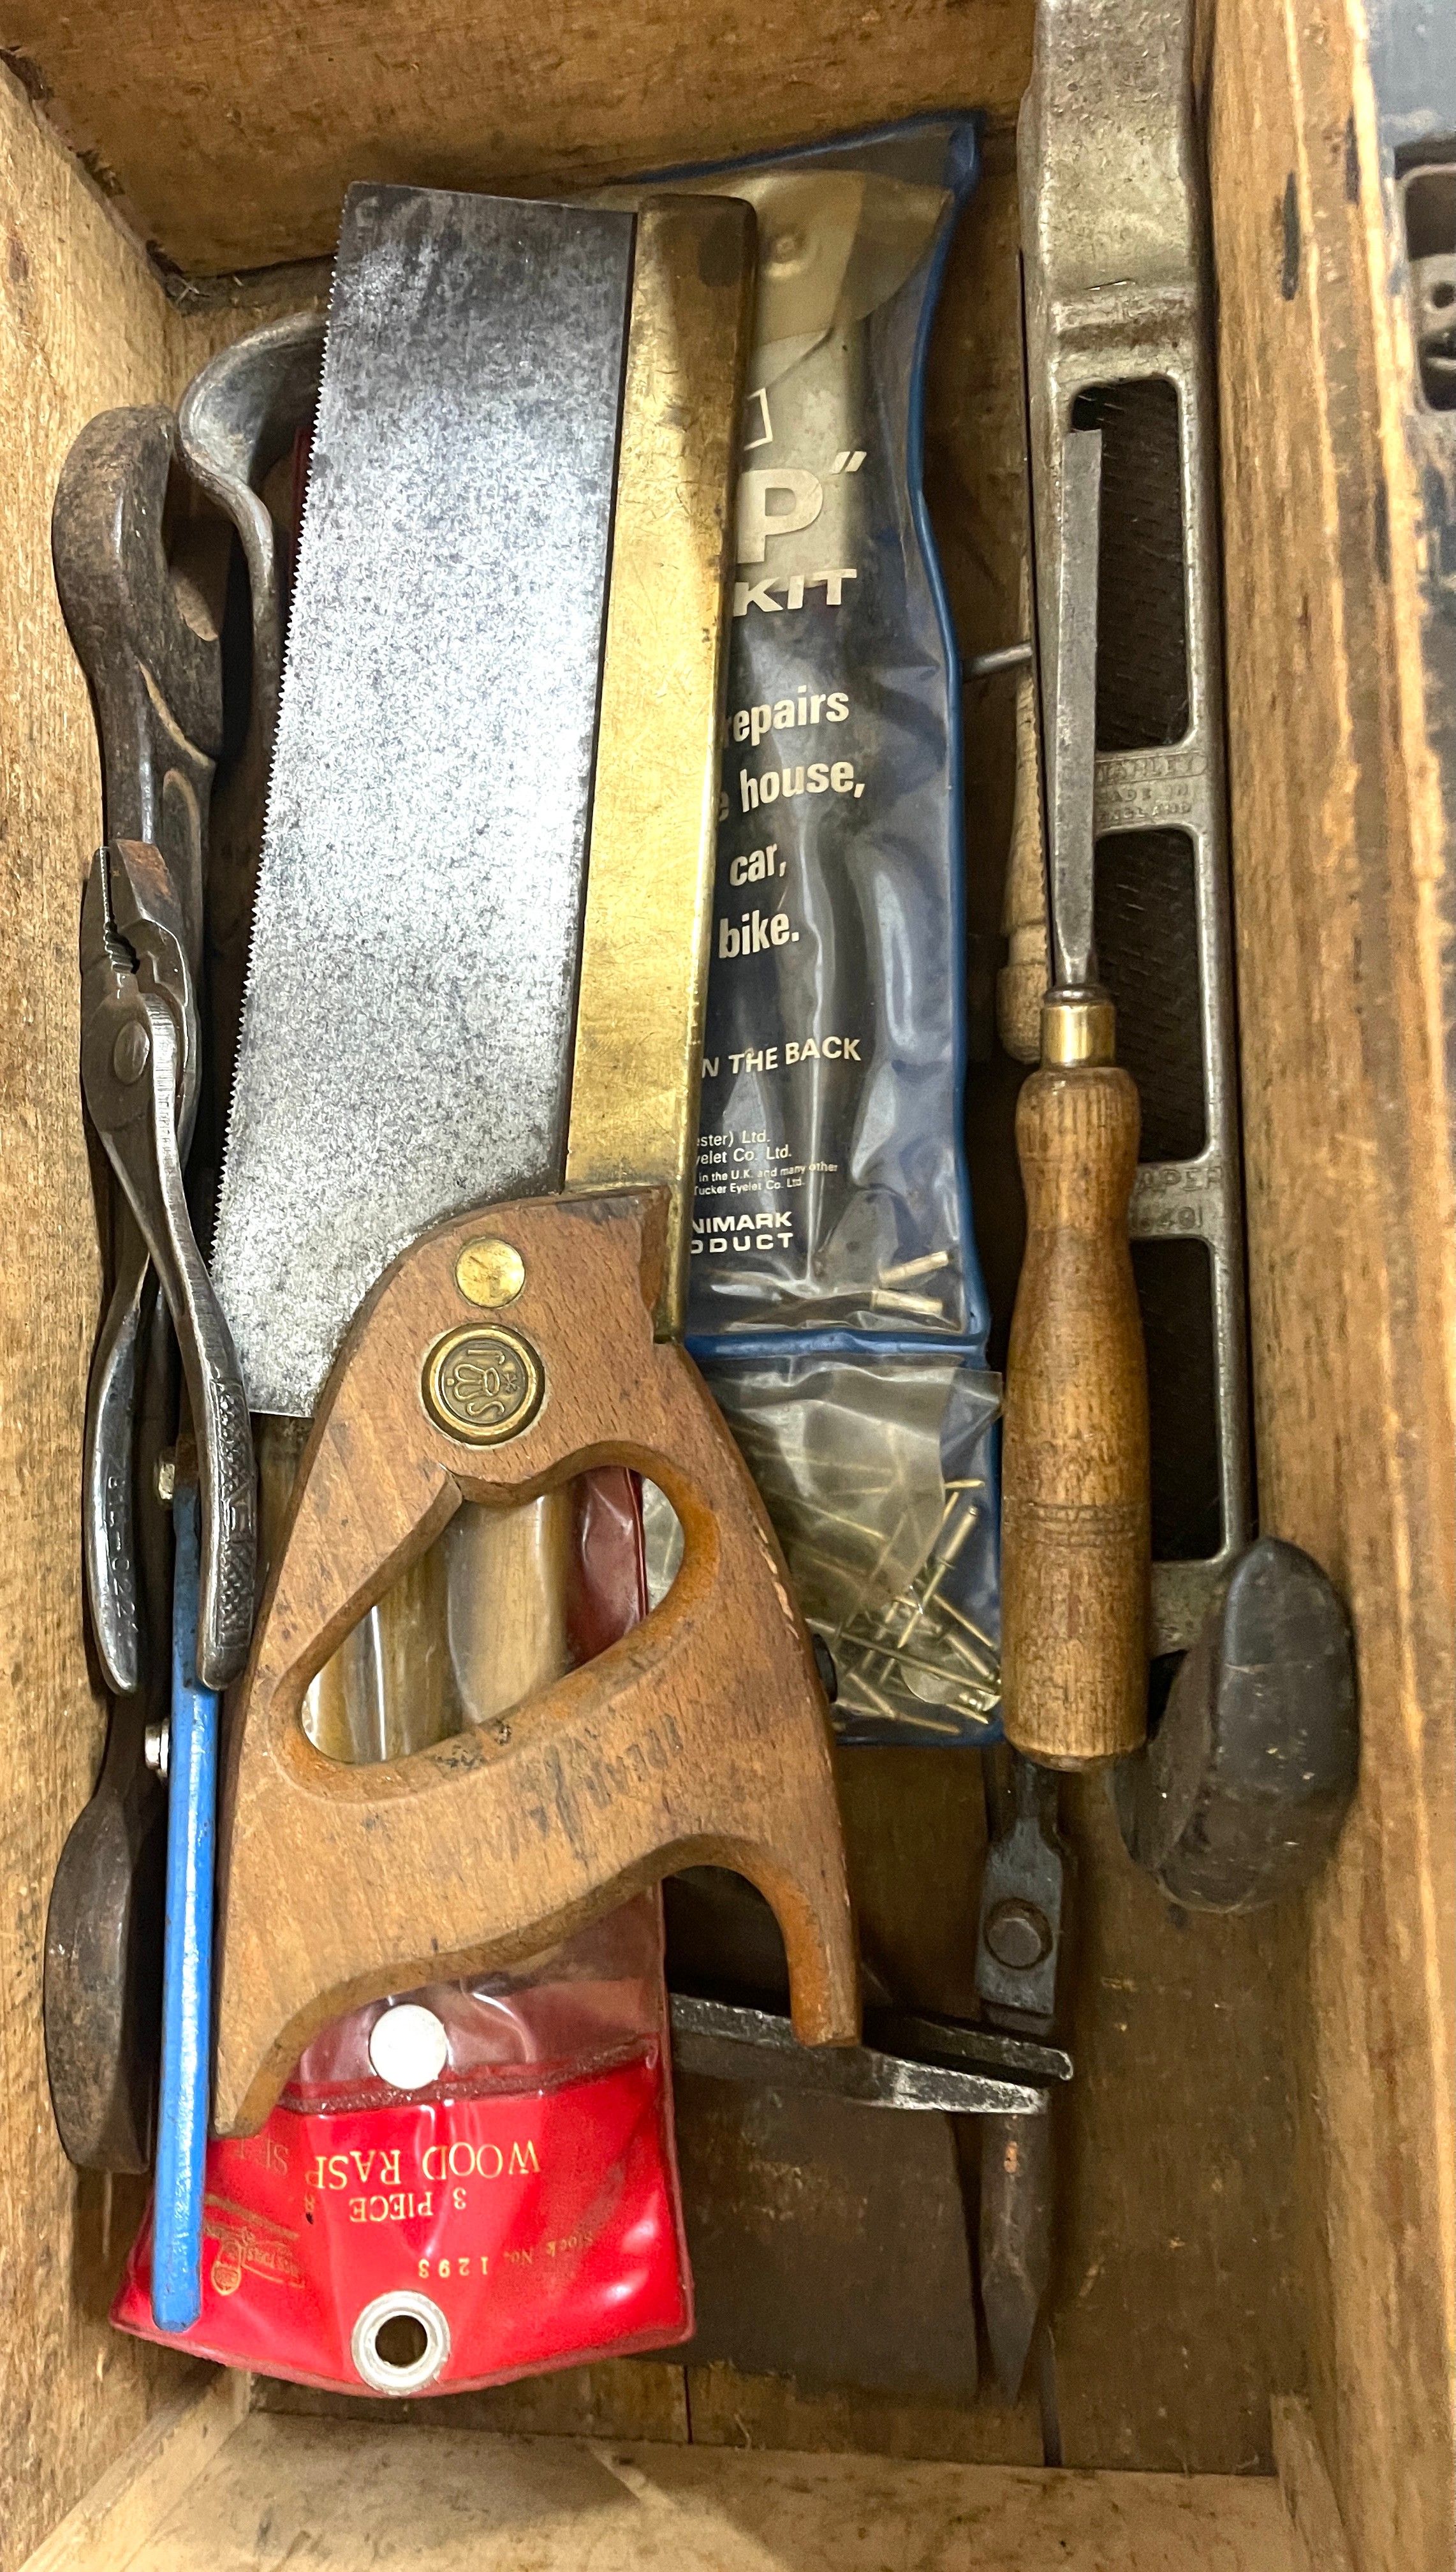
[112,1900,691,2393]
[113,1469,695,2395]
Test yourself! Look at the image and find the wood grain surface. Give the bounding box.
[1001,1063,1150,1766]
[3,8,1431,2538]
[0,1,1033,277]
[16,2374,1304,2572]
[214,1188,857,2135]
[1272,2397,1357,2572]
[105,2414,1297,2572]
[19,2370,245,2572]
[1209,0,1456,2566]
[0,59,227,2572]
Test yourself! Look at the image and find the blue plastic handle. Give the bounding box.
[151,1481,218,2333]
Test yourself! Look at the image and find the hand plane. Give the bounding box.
[208,184,858,2138]
[1003,0,1256,1764]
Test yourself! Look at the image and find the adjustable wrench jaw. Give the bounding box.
[80,839,256,1693]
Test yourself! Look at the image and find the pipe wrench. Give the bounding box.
[46,411,255,2171]
[48,834,254,2176]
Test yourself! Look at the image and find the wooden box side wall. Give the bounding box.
[0,3,1036,277]
[1208,4,1455,2572]
[0,64,209,2572]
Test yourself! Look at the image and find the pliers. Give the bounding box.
[80,836,255,1691]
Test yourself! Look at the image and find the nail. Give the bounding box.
[878,1248,952,1286]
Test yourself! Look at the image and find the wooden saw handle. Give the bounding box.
[213,1188,858,2136]
[1001,1061,1150,1767]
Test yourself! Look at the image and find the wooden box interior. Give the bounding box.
[0,4,1448,2568]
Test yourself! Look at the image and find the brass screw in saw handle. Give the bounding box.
[1000,423,1150,1768]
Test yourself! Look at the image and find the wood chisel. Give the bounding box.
[990,570,1048,1068]
[1000,403,1151,1768]
[206,183,859,2141]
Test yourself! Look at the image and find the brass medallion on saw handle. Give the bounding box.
[420,1321,543,1445]
[212,1187,860,2138]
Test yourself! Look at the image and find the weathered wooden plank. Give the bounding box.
[4,9,1441,2548]
[1208,3,1456,2569]
[122,2416,1294,2572]
[1272,2396,1357,2572]
[0,59,232,2572]
[0,1,1033,276]
[19,2373,246,2572]
[253,2359,692,2444]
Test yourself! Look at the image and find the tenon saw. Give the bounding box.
[209,182,858,2136]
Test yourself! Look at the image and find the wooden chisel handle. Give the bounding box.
[1001,1026,1149,1766]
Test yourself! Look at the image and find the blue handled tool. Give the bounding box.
[151,1477,219,2332]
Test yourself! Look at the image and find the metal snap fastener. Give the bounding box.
[351,2290,451,2395]
[368,2002,449,2091]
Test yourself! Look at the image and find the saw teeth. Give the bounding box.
[213,258,343,1246]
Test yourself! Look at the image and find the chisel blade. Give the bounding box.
[210,184,635,1419]
[1047,426,1103,993]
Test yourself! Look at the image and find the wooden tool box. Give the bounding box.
[1,3,1450,2568]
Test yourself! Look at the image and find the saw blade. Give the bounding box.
[210,183,635,1417]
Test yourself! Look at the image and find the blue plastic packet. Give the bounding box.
[607,119,1001,1747]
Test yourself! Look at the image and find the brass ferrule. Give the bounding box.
[1041,989,1116,1068]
